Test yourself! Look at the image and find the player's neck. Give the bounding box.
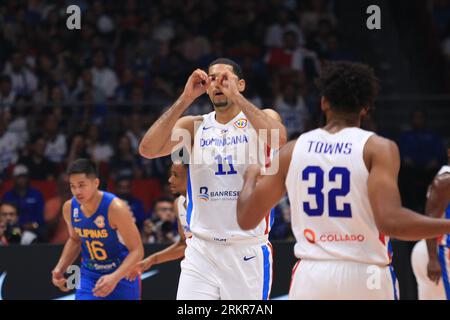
[82,191,103,217]
[214,104,240,124]
[323,114,361,133]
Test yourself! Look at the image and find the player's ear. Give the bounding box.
[320,96,330,112]
[360,106,369,117]
[94,178,100,188]
[238,79,246,92]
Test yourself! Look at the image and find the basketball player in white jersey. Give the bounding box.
[126,162,191,281]
[237,61,450,300]
[139,58,287,299]
[411,156,450,300]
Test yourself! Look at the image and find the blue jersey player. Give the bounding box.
[51,159,144,300]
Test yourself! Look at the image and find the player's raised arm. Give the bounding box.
[51,200,82,292]
[92,198,144,298]
[139,69,209,159]
[367,136,450,240]
[426,172,450,283]
[237,141,295,230]
[216,70,287,149]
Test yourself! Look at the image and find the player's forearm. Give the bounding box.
[54,238,81,272]
[231,93,287,148]
[380,208,450,241]
[237,176,263,230]
[139,94,192,158]
[111,247,144,282]
[426,238,439,261]
[152,240,187,265]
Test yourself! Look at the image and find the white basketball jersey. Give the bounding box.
[286,128,392,266]
[187,111,273,243]
[434,166,450,247]
[177,195,193,239]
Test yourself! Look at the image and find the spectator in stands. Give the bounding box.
[398,109,447,210]
[275,83,310,137]
[43,114,67,165]
[125,112,145,154]
[110,134,143,180]
[265,8,304,48]
[18,135,56,180]
[0,117,21,177]
[115,176,146,230]
[0,219,7,246]
[0,75,16,113]
[141,218,157,244]
[2,165,45,234]
[0,201,40,245]
[3,53,38,97]
[91,50,119,99]
[150,197,177,244]
[44,173,70,244]
[66,132,89,167]
[85,124,114,163]
[265,30,320,87]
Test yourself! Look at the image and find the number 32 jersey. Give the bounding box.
[187,111,274,243]
[285,128,392,266]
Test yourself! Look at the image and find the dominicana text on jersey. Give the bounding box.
[186,111,275,242]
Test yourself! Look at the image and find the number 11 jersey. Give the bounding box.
[187,111,274,243]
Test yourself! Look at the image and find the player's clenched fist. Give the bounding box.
[182,69,210,102]
[51,268,70,292]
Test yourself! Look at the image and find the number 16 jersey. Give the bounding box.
[285,128,392,266]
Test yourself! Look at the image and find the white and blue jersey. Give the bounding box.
[187,111,274,243]
[436,166,450,299]
[177,111,275,300]
[286,128,398,299]
[71,191,140,300]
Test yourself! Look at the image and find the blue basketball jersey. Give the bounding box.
[71,191,129,274]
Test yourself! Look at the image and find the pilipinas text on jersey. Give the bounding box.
[71,192,129,274]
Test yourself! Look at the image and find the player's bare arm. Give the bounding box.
[216,70,287,149]
[126,197,187,281]
[139,69,208,159]
[237,141,295,230]
[51,200,82,292]
[367,136,450,240]
[426,173,450,283]
[92,198,144,298]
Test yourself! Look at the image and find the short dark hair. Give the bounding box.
[152,196,174,211]
[208,58,244,79]
[316,61,380,114]
[0,201,18,214]
[67,159,98,178]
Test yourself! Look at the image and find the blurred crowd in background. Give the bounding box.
[0,0,448,246]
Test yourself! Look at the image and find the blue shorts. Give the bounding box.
[76,268,140,300]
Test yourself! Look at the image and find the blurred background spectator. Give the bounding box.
[0,0,447,245]
[150,197,177,244]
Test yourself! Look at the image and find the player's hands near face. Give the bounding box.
[216,71,241,100]
[427,258,442,284]
[182,69,210,102]
[51,268,70,292]
[92,273,120,298]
